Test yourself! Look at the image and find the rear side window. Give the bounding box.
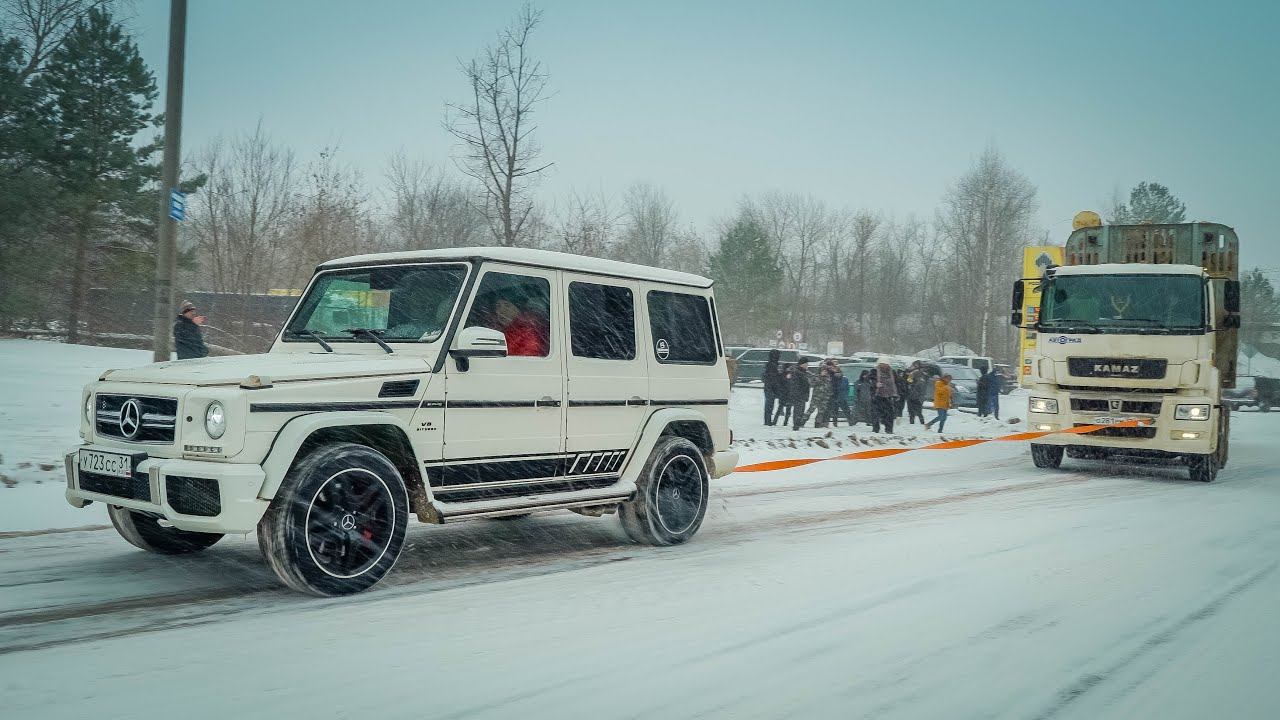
[646,290,716,364]
[569,282,635,360]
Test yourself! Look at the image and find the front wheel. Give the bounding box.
[257,443,409,596]
[1031,443,1064,469]
[620,436,710,546]
[1188,454,1217,483]
[108,505,223,555]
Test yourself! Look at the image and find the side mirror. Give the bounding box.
[1010,280,1025,327]
[451,325,508,358]
[1224,280,1241,314]
[1222,314,1241,329]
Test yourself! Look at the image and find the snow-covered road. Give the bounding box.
[3,340,1279,718]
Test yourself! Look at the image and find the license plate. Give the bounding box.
[1090,416,1137,426]
[78,449,135,479]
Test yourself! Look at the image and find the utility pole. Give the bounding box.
[151,0,188,362]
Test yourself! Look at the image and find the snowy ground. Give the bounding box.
[3,339,1280,719]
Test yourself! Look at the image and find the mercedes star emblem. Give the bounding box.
[118,399,142,439]
[339,514,357,531]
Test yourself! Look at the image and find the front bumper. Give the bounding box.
[1025,390,1217,454]
[65,444,269,534]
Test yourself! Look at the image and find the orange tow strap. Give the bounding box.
[733,420,1149,473]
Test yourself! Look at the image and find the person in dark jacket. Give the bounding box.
[906,362,930,424]
[762,349,783,425]
[829,365,854,426]
[790,359,814,430]
[976,371,992,417]
[984,369,1002,420]
[773,364,795,427]
[173,300,209,360]
[874,362,899,434]
[855,370,877,430]
[894,369,909,417]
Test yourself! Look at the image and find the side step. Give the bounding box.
[434,492,633,523]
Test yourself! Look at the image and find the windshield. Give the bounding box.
[284,263,468,343]
[1039,274,1204,333]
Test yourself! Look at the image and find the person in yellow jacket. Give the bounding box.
[924,374,954,433]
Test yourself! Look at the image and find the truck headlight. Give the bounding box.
[205,401,227,439]
[1030,397,1059,414]
[1175,404,1210,421]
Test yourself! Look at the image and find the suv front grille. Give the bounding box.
[95,394,178,443]
[79,469,152,502]
[166,476,221,516]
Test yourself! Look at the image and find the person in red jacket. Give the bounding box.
[493,298,549,356]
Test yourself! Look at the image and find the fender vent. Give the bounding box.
[378,379,420,398]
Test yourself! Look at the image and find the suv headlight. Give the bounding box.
[205,401,227,439]
[1175,404,1210,421]
[84,393,94,424]
[1029,397,1059,414]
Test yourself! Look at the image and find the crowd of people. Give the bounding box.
[760,350,969,434]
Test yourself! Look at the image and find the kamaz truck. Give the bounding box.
[1011,216,1241,482]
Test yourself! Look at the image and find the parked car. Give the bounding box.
[994,363,1016,394]
[938,355,994,374]
[66,247,737,596]
[724,345,750,359]
[940,364,981,409]
[733,347,797,384]
[1226,375,1280,411]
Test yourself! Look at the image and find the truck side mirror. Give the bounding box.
[1224,280,1241,314]
[1010,281,1025,327]
[1222,314,1241,329]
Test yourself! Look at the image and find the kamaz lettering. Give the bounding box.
[1094,364,1140,375]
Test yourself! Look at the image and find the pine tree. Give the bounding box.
[36,8,158,342]
[1241,268,1280,351]
[708,211,783,342]
[1112,181,1186,224]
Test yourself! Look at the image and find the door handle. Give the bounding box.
[537,396,560,409]
[628,397,649,406]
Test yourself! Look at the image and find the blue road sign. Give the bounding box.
[169,189,186,221]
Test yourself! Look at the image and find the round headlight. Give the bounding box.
[84,394,94,424]
[205,401,227,439]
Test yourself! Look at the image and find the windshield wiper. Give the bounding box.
[347,328,393,354]
[1042,318,1102,333]
[289,329,333,352]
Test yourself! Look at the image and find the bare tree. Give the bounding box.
[619,182,679,266]
[445,3,551,246]
[937,146,1038,354]
[553,189,618,258]
[1,0,114,79]
[385,151,483,251]
[747,192,831,341]
[283,146,373,288]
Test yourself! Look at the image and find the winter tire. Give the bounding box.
[258,443,409,596]
[108,505,223,555]
[619,436,709,546]
[1188,453,1217,483]
[1216,410,1230,469]
[1031,443,1064,469]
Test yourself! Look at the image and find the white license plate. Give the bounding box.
[78,449,135,479]
[1090,416,1137,426]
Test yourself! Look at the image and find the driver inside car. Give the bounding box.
[493,297,549,356]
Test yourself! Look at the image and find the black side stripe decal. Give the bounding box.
[649,399,729,406]
[250,401,422,413]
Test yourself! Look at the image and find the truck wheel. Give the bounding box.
[1031,444,1064,469]
[1188,454,1217,483]
[619,436,709,546]
[1216,411,1230,469]
[258,443,409,596]
[108,505,223,555]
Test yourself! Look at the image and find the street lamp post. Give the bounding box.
[151,0,188,362]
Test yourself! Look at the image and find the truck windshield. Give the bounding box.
[284,263,468,343]
[1039,274,1204,334]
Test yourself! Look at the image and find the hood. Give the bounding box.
[99,352,435,386]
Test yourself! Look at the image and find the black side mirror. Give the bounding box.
[1224,280,1241,314]
[1010,280,1025,327]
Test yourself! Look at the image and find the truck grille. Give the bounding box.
[1074,423,1158,439]
[1070,398,1162,415]
[1067,358,1168,380]
[95,394,178,444]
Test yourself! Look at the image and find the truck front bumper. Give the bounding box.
[1025,391,1217,455]
[65,444,270,534]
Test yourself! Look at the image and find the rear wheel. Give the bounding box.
[1031,443,1064,469]
[620,436,709,546]
[257,443,409,596]
[108,505,223,555]
[1215,410,1230,469]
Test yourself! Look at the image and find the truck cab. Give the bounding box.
[1012,221,1241,482]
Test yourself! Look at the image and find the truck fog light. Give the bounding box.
[1175,431,1202,440]
[1036,423,1056,432]
[1174,404,1210,421]
[205,401,227,439]
[1030,397,1059,414]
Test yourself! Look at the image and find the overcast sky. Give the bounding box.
[129,0,1280,270]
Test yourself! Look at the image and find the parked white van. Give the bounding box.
[66,248,738,595]
[937,355,994,374]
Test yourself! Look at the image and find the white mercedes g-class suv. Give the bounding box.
[66,248,737,595]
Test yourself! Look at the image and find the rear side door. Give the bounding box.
[642,286,726,407]
[563,275,646,479]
